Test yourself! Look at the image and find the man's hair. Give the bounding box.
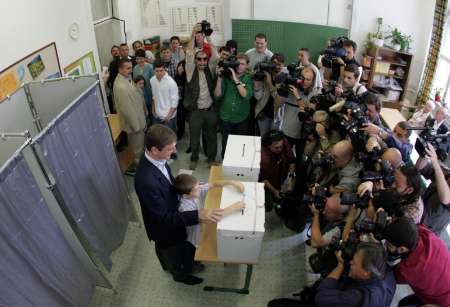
[111,45,119,52]
[397,121,412,137]
[119,43,128,48]
[399,165,422,201]
[169,36,180,42]
[236,53,249,64]
[226,39,238,50]
[219,46,232,53]
[132,40,142,49]
[299,47,310,54]
[383,216,418,250]
[117,58,131,69]
[271,53,285,64]
[255,33,267,41]
[145,124,177,151]
[153,60,165,69]
[161,46,171,52]
[135,49,146,58]
[133,75,145,83]
[357,242,388,279]
[173,174,198,195]
[344,64,360,79]
[262,130,285,147]
[343,39,357,52]
[362,92,382,112]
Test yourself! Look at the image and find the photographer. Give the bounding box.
[277,67,321,159]
[304,110,341,158]
[254,53,286,136]
[260,130,295,212]
[416,143,450,236]
[320,140,362,195]
[361,92,384,127]
[383,216,450,306]
[334,40,361,83]
[358,165,423,223]
[314,242,396,307]
[333,64,367,99]
[297,48,323,91]
[361,121,413,163]
[214,53,253,157]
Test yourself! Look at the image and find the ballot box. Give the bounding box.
[222,135,261,182]
[217,182,265,264]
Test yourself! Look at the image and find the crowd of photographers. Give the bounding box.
[106,21,450,306]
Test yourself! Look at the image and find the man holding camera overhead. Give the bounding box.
[184,23,218,170]
[214,53,253,157]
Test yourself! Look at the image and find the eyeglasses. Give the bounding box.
[196,57,208,61]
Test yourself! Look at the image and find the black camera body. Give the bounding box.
[302,185,329,210]
[218,58,240,78]
[414,128,450,161]
[253,61,276,81]
[360,160,395,187]
[275,73,305,98]
[311,152,334,169]
[200,20,213,36]
[340,191,370,209]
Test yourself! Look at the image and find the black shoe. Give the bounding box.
[185,147,192,153]
[175,275,203,285]
[192,262,205,274]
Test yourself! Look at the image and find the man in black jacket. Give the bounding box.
[134,124,223,285]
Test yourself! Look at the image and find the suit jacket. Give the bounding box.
[134,156,198,247]
[113,74,147,133]
[424,118,449,135]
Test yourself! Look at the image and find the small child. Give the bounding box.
[173,174,245,247]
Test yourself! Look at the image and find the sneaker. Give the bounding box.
[174,275,203,285]
[189,160,198,170]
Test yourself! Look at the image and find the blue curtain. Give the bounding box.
[36,86,130,269]
[0,153,94,307]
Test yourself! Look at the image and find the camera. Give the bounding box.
[200,20,213,36]
[321,36,348,68]
[301,185,329,210]
[217,57,240,78]
[360,160,395,187]
[354,211,388,240]
[253,61,276,81]
[275,72,305,98]
[340,191,370,209]
[311,151,334,168]
[413,126,450,161]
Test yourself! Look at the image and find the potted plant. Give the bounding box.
[373,17,384,47]
[386,27,412,52]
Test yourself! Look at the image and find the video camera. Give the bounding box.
[321,36,348,69]
[275,63,305,98]
[411,125,450,161]
[200,20,213,36]
[217,57,240,78]
[253,61,276,81]
[340,191,371,209]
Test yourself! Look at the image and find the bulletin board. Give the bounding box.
[0,42,61,102]
[63,51,97,77]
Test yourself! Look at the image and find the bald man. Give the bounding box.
[320,140,363,194]
[382,148,404,170]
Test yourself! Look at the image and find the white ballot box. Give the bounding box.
[222,135,261,181]
[217,182,265,264]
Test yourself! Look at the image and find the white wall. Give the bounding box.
[0,0,100,75]
[350,0,435,102]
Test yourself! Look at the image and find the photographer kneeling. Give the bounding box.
[260,130,296,212]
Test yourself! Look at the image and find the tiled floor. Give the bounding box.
[89,132,449,307]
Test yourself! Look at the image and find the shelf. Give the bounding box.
[373,72,405,79]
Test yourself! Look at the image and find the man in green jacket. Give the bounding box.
[214,53,253,157]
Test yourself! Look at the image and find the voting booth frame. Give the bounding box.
[0,75,138,296]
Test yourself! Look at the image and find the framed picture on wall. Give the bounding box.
[0,42,61,102]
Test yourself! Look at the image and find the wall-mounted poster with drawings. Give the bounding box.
[63,51,97,77]
[0,42,61,103]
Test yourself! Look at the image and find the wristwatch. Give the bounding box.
[235,81,246,87]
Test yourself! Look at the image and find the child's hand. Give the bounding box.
[231,181,245,193]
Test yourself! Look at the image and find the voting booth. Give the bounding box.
[217,182,265,264]
[222,135,261,181]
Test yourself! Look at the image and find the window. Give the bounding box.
[431,13,450,106]
[91,0,112,22]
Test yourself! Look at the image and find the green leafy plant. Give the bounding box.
[364,17,385,50]
[386,27,412,52]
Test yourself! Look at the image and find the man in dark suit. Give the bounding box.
[423,107,449,135]
[134,124,223,285]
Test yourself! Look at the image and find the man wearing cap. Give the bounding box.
[383,216,450,306]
